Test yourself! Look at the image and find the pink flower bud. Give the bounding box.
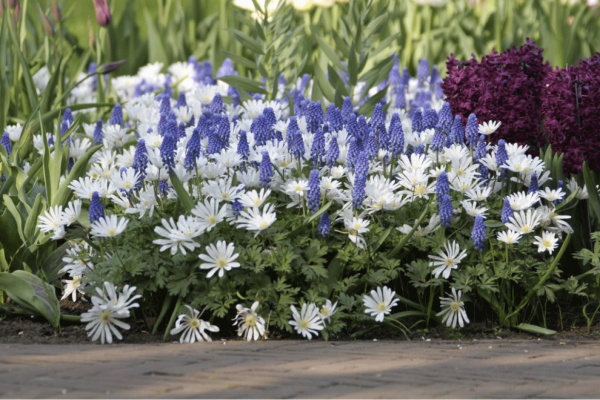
[93,0,111,27]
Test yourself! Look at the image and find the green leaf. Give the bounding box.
[515,323,556,336]
[169,170,195,213]
[229,29,265,55]
[316,35,344,72]
[7,17,38,113]
[144,9,169,64]
[218,75,267,95]
[314,63,335,103]
[52,144,102,208]
[358,86,388,115]
[0,270,61,330]
[583,162,600,222]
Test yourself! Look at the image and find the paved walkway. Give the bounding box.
[1,339,599,398]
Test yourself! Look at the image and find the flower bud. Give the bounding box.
[51,0,61,22]
[97,59,127,74]
[93,0,111,27]
[38,5,55,36]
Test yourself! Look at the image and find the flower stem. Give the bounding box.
[163,295,183,342]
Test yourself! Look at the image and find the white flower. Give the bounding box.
[292,0,314,11]
[319,300,338,324]
[429,240,468,279]
[61,275,85,302]
[61,200,82,226]
[199,241,241,278]
[497,230,522,245]
[51,226,67,241]
[363,286,399,322]
[478,120,501,135]
[5,123,23,142]
[289,303,324,339]
[505,209,543,234]
[91,215,129,238]
[506,191,539,211]
[153,216,203,255]
[191,198,227,232]
[236,204,277,236]
[436,288,470,328]
[111,168,140,191]
[233,301,266,341]
[170,305,220,343]
[238,188,271,208]
[38,206,64,233]
[566,178,589,200]
[538,187,565,203]
[461,200,488,219]
[534,231,559,254]
[80,282,140,344]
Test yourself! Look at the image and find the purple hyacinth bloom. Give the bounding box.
[185,129,201,172]
[431,124,446,152]
[341,97,354,123]
[159,95,171,115]
[439,194,453,228]
[474,135,487,162]
[175,92,187,108]
[158,180,170,196]
[352,172,367,210]
[110,103,123,126]
[371,103,385,131]
[259,151,274,188]
[412,109,423,133]
[209,93,223,114]
[237,130,250,160]
[291,130,305,159]
[365,131,378,159]
[438,102,453,132]
[207,129,223,155]
[252,114,271,147]
[417,58,429,88]
[1,132,11,155]
[451,115,464,144]
[354,150,369,177]
[465,113,478,147]
[286,117,300,152]
[306,101,323,133]
[307,169,321,214]
[92,119,103,145]
[325,105,344,132]
[496,139,508,168]
[394,84,407,109]
[472,215,486,252]
[389,113,404,156]
[401,66,410,86]
[217,58,236,78]
[318,210,331,237]
[436,171,450,204]
[263,107,277,129]
[133,139,148,182]
[232,198,244,217]
[89,191,105,224]
[216,114,230,144]
[347,136,359,168]
[326,134,340,168]
[228,86,240,107]
[311,128,325,166]
[423,108,438,130]
[160,129,177,170]
[61,108,73,135]
[527,173,539,195]
[501,198,513,224]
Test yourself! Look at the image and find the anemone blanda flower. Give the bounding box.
[153,216,203,255]
[505,209,543,234]
[289,303,324,339]
[236,204,277,236]
[170,305,220,343]
[363,286,399,322]
[198,241,241,278]
[497,230,522,245]
[478,120,501,136]
[90,215,129,238]
[233,301,266,341]
[533,231,559,254]
[429,240,467,279]
[436,288,469,329]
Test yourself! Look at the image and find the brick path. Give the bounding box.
[1,339,599,398]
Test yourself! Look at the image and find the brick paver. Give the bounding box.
[1,339,599,398]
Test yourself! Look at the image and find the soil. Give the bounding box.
[1,300,599,345]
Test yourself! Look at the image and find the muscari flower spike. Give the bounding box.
[472,215,486,252]
[527,173,539,195]
[412,109,423,133]
[465,113,478,147]
[185,128,201,172]
[259,151,274,188]
[450,115,464,145]
[326,135,340,168]
[110,103,123,126]
[423,108,438,131]
[209,93,223,114]
[237,130,250,161]
[307,169,321,214]
[496,139,508,168]
[175,92,187,108]
[341,97,354,123]
[436,171,450,203]
[501,198,513,224]
[440,194,453,228]
[93,119,103,145]
[89,191,105,224]
[417,58,429,88]
[325,105,344,132]
[61,108,73,135]
[318,210,331,238]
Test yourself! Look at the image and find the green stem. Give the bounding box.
[163,296,183,342]
[387,205,429,258]
[61,314,81,323]
[152,295,173,335]
[505,233,571,323]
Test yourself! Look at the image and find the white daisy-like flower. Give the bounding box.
[236,204,277,237]
[538,187,566,203]
[429,240,468,279]
[111,168,141,192]
[61,275,85,302]
[198,241,241,278]
[436,288,470,328]
[60,200,82,226]
[191,198,227,232]
[533,231,559,254]
[170,305,220,343]
[465,186,492,202]
[233,301,266,341]
[363,286,399,322]
[461,200,488,219]
[505,209,543,234]
[90,215,129,238]
[37,206,64,233]
[318,299,338,324]
[506,191,539,211]
[153,216,203,255]
[51,226,67,241]
[237,188,271,209]
[289,303,324,339]
[478,120,501,135]
[497,230,522,245]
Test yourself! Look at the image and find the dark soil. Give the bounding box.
[1,300,599,345]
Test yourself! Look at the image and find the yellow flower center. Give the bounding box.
[259,220,269,229]
[299,319,309,330]
[100,311,111,323]
[245,315,256,327]
[106,228,117,236]
[208,215,218,224]
[320,308,329,316]
[542,239,552,248]
[190,318,201,329]
[216,258,227,268]
[353,223,362,230]
[450,301,460,312]
[445,257,454,267]
[377,302,387,311]
[414,184,426,196]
